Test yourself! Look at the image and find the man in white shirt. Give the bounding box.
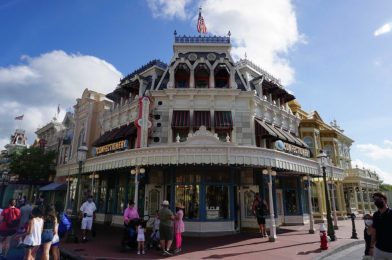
[79,195,97,242]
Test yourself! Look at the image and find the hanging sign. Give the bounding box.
[96,140,128,155]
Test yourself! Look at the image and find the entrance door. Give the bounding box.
[276,189,284,224]
[240,185,259,229]
[144,184,163,226]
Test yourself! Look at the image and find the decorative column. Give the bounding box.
[353,186,359,212]
[190,69,195,88]
[209,68,214,88]
[316,181,325,219]
[336,183,343,218]
[360,187,365,214]
[366,187,371,213]
[307,174,315,233]
[263,167,277,242]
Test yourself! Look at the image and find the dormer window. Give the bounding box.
[195,64,209,88]
[175,64,190,88]
[215,64,230,88]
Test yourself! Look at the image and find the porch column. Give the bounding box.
[360,187,365,214]
[353,186,359,212]
[209,68,214,88]
[316,181,325,218]
[307,174,315,233]
[336,183,343,216]
[266,167,277,242]
[190,69,195,88]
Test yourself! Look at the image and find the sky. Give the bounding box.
[0,0,391,183]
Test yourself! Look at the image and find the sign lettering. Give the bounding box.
[96,140,128,155]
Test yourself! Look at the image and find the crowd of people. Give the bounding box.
[123,199,185,256]
[0,197,71,260]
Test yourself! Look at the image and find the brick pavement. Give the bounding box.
[60,218,366,260]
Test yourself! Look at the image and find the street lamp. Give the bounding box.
[329,162,339,230]
[130,166,145,210]
[72,144,88,217]
[304,174,315,234]
[262,168,277,242]
[317,150,336,241]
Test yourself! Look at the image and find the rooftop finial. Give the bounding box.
[174,30,177,36]
[228,30,231,37]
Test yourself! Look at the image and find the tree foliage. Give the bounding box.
[380,184,392,192]
[9,147,57,183]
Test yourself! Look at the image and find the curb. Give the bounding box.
[314,240,365,260]
[60,247,85,260]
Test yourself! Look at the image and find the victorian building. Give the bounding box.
[55,34,330,235]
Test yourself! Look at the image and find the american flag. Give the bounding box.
[197,8,207,34]
[14,114,24,120]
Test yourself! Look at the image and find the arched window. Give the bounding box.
[214,64,230,88]
[78,128,85,147]
[175,64,190,88]
[303,136,314,148]
[195,64,209,88]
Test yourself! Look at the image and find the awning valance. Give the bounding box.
[93,123,136,147]
[39,182,67,191]
[193,111,211,130]
[172,111,190,128]
[214,111,233,129]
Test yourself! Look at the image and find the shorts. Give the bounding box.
[42,230,54,244]
[137,234,145,242]
[81,217,93,230]
[257,217,266,225]
[159,225,173,241]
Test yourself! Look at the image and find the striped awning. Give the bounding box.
[214,111,233,129]
[255,118,278,137]
[193,111,211,130]
[93,123,137,147]
[172,111,190,128]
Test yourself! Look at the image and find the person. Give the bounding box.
[369,192,392,259]
[123,201,140,225]
[0,199,21,259]
[363,214,373,260]
[252,193,268,237]
[17,199,34,247]
[23,207,43,260]
[52,201,69,260]
[158,200,174,256]
[41,205,57,260]
[136,221,146,255]
[79,195,96,242]
[148,210,160,249]
[174,202,185,254]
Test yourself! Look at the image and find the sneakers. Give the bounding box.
[162,250,172,256]
[137,251,141,255]
[174,248,182,254]
[142,250,145,255]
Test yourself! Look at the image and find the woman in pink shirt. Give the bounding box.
[124,201,139,225]
[174,202,185,254]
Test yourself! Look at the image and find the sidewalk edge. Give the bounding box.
[314,240,365,260]
[60,246,85,260]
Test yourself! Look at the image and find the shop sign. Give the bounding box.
[96,140,128,155]
[275,140,310,158]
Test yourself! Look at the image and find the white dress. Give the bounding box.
[23,217,43,246]
[136,226,145,242]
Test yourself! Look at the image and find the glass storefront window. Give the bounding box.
[176,173,201,183]
[205,185,229,220]
[311,183,319,213]
[98,179,107,213]
[244,190,256,218]
[127,177,135,205]
[175,185,200,219]
[285,190,298,215]
[116,175,126,215]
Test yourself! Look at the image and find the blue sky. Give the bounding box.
[0,0,391,183]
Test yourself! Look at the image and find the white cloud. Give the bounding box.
[0,50,122,149]
[146,0,301,85]
[356,143,392,160]
[384,140,392,146]
[351,159,392,185]
[147,0,191,20]
[374,23,392,37]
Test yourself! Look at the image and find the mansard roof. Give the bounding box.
[119,59,167,85]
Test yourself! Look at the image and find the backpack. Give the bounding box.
[6,208,20,229]
[58,212,72,237]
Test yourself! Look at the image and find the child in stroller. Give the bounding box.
[147,210,160,250]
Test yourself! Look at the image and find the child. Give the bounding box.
[23,207,43,260]
[150,210,160,248]
[137,221,146,255]
[363,214,373,260]
[174,203,185,254]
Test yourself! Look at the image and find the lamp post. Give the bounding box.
[72,144,88,217]
[130,166,145,210]
[317,150,336,241]
[263,167,277,242]
[329,162,339,230]
[305,174,315,234]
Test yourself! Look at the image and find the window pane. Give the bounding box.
[116,175,126,215]
[285,190,298,215]
[175,185,199,219]
[127,177,135,204]
[244,190,256,218]
[98,179,107,213]
[205,185,229,220]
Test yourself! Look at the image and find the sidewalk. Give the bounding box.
[60,219,366,260]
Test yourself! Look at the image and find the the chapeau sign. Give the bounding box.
[96,140,128,155]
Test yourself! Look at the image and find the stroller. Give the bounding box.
[121,215,150,252]
[147,217,160,250]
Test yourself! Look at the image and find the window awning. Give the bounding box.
[39,182,67,191]
[193,111,211,130]
[93,123,137,147]
[214,111,233,129]
[172,111,190,128]
[254,119,308,149]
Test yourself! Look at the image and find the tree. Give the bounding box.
[9,147,57,183]
[380,183,392,192]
